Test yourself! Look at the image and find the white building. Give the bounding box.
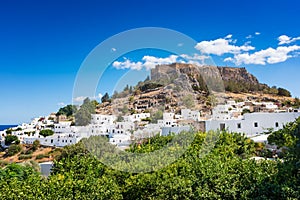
[123,113,150,123]
[133,123,161,139]
[91,114,116,125]
[161,126,191,136]
[181,109,200,121]
[109,121,134,135]
[109,134,131,146]
[206,112,300,136]
[157,112,177,127]
[54,121,72,134]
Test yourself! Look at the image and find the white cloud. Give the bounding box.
[111,53,212,71]
[111,48,117,52]
[73,96,87,102]
[177,43,184,47]
[112,55,179,71]
[246,35,253,39]
[278,35,300,45]
[255,32,260,35]
[142,55,178,70]
[179,54,210,65]
[226,45,300,65]
[98,93,103,100]
[224,57,234,62]
[195,37,255,56]
[112,59,143,70]
[225,34,232,39]
[57,102,65,106]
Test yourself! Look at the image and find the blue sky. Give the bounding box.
[1,0,300,124]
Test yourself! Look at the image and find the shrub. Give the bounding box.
[25,150,33,155]
[277,87,291,97]
[141,117,152,122]
[39,129,54,137]
[5,135,19,145]
[32,140,40,151]
[0,160,9,168]
[18,154,32,160]
[7,144,22,156]
[36,154,47,159]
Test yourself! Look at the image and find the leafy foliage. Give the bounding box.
[224,80,292,97]
[74,97,96,126]
[5,135,19,145]
[101,92,111,103]
[151,109,163,123]
[39,129,54,137]
[278,87,291,97]
[138,82,163,92]
[56,105,77,117]
[1,130,300,199]
[6,144,22,156]
[182,94,195,108]
[268,117,300,160]
[32,140,40,151]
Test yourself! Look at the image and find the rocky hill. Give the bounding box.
[217,67,259,85]
[97,63,294,117]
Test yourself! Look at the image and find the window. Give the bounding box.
[51,139,53,143]
[275,122,279,127]
[237,123,241,129]
[220,123,225,130]
[254,122,258,127]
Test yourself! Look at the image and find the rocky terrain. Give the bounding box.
[96,63,295,117]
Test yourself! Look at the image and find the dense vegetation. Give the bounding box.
[56,105,77,117]
[1,125,300,199]
[56,98,98,126]
[74,98,96,126]
[4,135,20,145]
[224,80,292,97]
[39,129,54,137]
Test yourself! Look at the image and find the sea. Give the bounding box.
[0,125,18,131]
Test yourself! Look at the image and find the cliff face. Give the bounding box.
[217,67,259,85]
[151,63,260,93]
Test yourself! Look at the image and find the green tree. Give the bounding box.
[32,140,40,151]
[6,144,22,156]
[121,105,129,114]
[5,135,19,145]
[74,97,96,126]
[101,92,111,103]
[56,105,77,117]
[277,87,291,97]
[39,129,54,137]
[151,109,163,123]
[182,94,195,108]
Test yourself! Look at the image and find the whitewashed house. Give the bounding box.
[90,114,116,136]
[110,121,135,135]
[54,121,72,134]
[91,114,116,125]
[205,112,300,137]
[157,112,177,127]
[109,134,131,146]
[123,113,150,123]
[181,109,200,121]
